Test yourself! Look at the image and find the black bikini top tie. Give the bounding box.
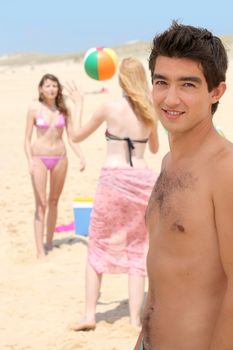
[105,129,148,167]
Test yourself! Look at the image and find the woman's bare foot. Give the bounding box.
[44,243,53,253]
[69,318,96,332]
[36,252,47,260]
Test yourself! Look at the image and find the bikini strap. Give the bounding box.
[105,130,136,167]
[37,104,44,119]
[105,129,148,143]
[124,137,135,167]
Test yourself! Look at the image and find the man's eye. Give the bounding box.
[154,80,166,86]
[183,82,195,87]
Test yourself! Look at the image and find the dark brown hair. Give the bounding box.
[149,21,228,114]
[38,73,68,116]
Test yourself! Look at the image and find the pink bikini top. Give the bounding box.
[36,108,65,129]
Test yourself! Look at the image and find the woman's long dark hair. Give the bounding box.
[38,73,68,116]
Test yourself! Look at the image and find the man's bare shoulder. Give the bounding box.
[211,138,233,185]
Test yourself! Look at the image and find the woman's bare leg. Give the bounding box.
[128,274,145,327]
[31,158,48,259]
[46,157,68,250]
[70,261,102,331]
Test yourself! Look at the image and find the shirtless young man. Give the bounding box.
[134,21,233,350]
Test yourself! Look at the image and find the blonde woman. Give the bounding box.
[24,74,85,259]
[67,58,159,330]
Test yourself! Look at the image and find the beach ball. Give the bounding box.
[84,47,117,80]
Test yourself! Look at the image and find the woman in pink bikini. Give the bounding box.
[68,57,159,330]
[24,74,85,259]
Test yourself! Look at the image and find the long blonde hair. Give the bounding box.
[119,57,156,128]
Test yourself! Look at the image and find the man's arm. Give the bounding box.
[133,288,155,350]
[210,156,233,349]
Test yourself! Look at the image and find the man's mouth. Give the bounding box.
[162,109,184,119]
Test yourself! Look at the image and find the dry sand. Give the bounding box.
[1,44,233,350]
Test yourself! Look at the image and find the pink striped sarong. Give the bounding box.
[88,167,157,276]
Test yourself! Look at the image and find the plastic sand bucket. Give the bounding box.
[73,198,93,236]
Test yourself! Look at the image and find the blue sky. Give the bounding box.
[1,0,233,54]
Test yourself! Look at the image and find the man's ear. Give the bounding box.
[210,81,227,103]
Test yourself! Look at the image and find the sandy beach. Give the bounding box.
[1,42,233,350]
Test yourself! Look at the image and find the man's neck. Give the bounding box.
[168,120,214,161]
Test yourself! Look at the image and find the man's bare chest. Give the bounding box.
[146,167,213,235]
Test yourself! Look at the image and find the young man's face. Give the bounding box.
[152,56,217,134]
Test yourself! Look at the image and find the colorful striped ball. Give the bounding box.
[83,47,117,80]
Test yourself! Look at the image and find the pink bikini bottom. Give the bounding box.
[36,155,66,170]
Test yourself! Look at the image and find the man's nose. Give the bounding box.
[164,86,180,106]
